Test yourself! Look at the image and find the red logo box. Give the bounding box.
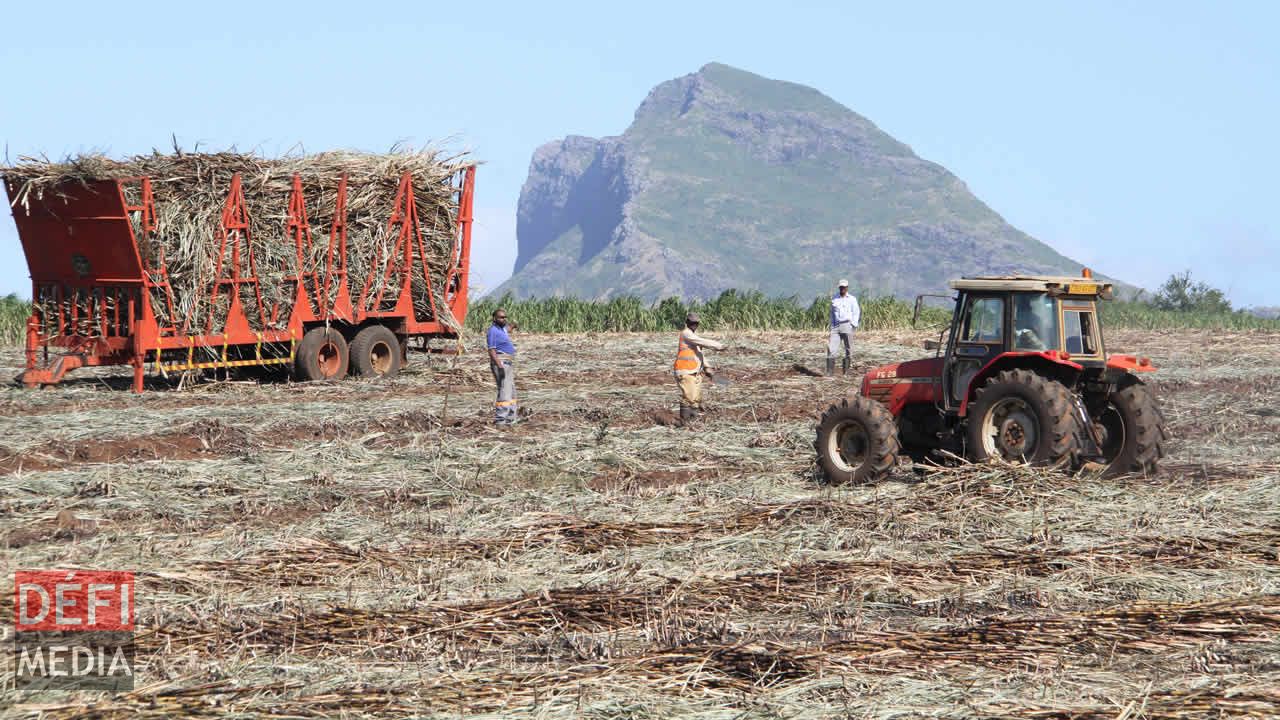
[15,570,134,632]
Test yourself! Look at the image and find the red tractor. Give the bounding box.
[816,273,1168,483]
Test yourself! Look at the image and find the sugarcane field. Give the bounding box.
[1,320,1278,716]
[5,7,1280,718]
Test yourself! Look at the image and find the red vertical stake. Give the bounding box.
[129,297,144,394]
[449,165,475,325]
[403,173,414,302]
[320,174,353,323]
[25,314,39,371]
[286,174,315,320]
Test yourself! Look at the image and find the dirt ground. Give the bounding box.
[1,329,1278,718]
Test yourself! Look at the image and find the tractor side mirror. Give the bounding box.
[912,293,956,329]
[923,340,941,351]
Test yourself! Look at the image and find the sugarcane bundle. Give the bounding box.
[3,147,471,336]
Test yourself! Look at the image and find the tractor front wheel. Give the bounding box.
[295,327,350,382]
[967,369,1077,467]
[815,396,900,485]
[1094,378,1166,476]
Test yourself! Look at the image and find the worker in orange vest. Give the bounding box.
[673,312,725,421]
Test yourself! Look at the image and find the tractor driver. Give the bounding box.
[1013,293,1057,351]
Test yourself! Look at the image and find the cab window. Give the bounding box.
[1013,293,1060,351]
[962,297,1004,343]
[1063,308,1099,355]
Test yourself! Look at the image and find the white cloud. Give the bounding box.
[468,205,517,297]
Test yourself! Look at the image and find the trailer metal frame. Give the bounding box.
[5,165,476,392]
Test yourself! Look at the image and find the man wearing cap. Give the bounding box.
[673,312,725,421]
[487,308,519,425]
[828,279,861,376]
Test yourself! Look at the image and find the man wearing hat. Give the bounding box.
[828,279,861,376]
[673,312,725,421]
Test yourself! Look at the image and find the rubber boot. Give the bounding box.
[825,358,836,376]
[842,358,850,376]
[679,405,696,422]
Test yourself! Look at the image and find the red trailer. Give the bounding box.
[4,165,476,392]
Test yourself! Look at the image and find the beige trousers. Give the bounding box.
[677,373,703,409]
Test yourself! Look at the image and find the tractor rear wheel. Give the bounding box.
[967,369,1078,467]
[295,327,349,382]
[815,396,900,485]
[350,325,402,379]
[1094,378,1166,476]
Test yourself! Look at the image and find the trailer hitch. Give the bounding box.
[18,353,89,388]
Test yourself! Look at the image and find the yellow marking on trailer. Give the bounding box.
[150,330,298,373]
[157,356,293,372]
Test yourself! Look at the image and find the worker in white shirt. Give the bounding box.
[827,279,861,376]
[672,312,725,421]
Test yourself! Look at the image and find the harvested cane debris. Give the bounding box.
[3,148,471,337]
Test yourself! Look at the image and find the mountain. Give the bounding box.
[498,62,1109,301]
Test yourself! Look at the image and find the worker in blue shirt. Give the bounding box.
[486,308,518,424]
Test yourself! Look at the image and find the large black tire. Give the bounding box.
[967,369,1078,467]
[815,396,900,485]
[294,327,349,382]
[1095,377,1167,476]
[349,325,402,379]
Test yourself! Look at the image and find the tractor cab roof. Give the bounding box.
[949,275,1113,298]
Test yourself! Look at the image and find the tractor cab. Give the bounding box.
[939,276,1110,413]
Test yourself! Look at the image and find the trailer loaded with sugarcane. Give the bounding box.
[3,150,475,392]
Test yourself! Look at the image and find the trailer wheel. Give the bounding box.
[350,325,402,379]
[295,327,349,382]
[815,396,900,485]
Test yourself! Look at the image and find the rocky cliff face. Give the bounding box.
[499,63,1107,301]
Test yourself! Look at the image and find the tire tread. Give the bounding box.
[967,368,1078,466]
[815,395,900,485]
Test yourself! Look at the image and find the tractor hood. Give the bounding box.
[1106,354,1158,373]
[861,356,945,415]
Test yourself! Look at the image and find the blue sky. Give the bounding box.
[2,1,1276,305]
